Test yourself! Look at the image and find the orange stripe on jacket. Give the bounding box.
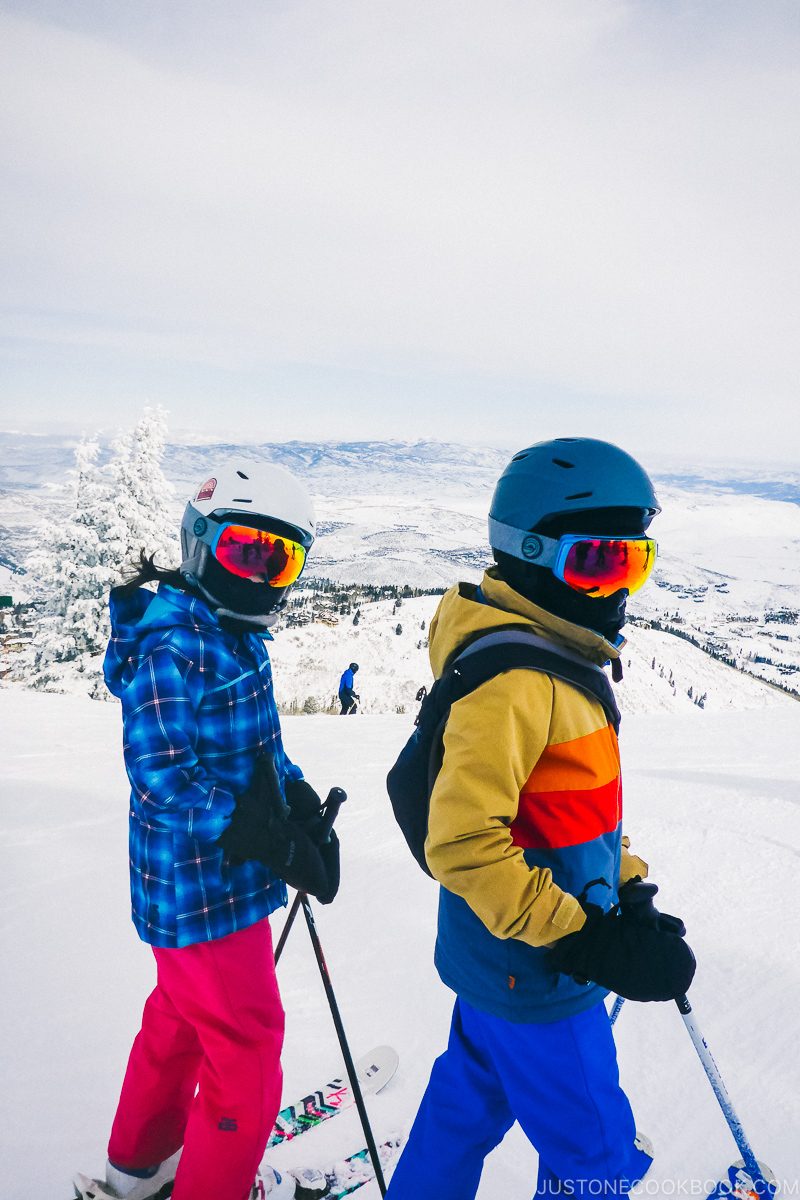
[512,725,622,850]
[525,724,620,793]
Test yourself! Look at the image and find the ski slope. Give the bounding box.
[267,593,797,718]
[1,688,798,1199]
[17,589,797,717]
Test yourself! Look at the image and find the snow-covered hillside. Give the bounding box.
[3,587,794,716]
[1,689,798,1199]
[268,594,794,717]
[630,488,800,693]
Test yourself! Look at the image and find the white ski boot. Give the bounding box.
[253,1164,327,1198]
[634,1131,654,1162]
[630,1132,655,1192]
[75,1154,326,1200]
[287,1166,329,1199]
[74,1149,181,1200]
[252,1165,297,1198]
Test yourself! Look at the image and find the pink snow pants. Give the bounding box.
[108,919,284,1200]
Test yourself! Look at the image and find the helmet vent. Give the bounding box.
[552,458,575,469]
[232,497,253,503]
[512,452,529,462]
[236,470,250,480]
[565,491,593,500]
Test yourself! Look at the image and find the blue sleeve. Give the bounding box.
[121,643,236,843]
[251,638,303,789]
[280,747,303,785]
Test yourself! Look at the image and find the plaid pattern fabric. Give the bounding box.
[104,584,300,948]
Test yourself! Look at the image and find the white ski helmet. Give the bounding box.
[179,460,316,626]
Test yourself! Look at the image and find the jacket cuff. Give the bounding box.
[619,835,649,885]
[538,892,587,946]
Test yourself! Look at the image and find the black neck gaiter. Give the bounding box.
[199,554,288,617]
[494,554,628,642]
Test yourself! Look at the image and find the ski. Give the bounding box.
[302,1148,776,1200]
[268,1046,398,1148]
[292,1136,405,1200]
[709,1161,778,1200]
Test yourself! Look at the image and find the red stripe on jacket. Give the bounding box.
[510,775,622,850]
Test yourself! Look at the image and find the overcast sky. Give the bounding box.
[1,0,799,464]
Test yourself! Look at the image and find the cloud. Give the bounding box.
[1,1,799,457]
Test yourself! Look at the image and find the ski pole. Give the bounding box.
[293,783,387,1192]
[300,894,388,1196]
[675,994,772,1193]
[274,891,303,965]
[609,993,773,1194]
[609,994,626,1026]
[318,785,347,842]
[271,786,387,1194]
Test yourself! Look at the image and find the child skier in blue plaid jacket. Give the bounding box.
[104,582,300,948]
[77,463,337,1200]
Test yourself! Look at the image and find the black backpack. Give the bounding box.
[386,629,621,877]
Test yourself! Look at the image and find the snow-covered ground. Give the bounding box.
[1,689,799,1199]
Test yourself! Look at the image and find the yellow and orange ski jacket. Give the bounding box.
[425,569,647,1022]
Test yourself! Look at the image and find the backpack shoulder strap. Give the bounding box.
[445,628,620,733]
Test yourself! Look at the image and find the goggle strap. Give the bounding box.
[487,517,561,567]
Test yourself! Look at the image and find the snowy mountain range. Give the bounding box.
[1,432,798,705]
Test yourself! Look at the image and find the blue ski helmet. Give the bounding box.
[489,437,660,563]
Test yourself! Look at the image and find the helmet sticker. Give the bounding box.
[521,534,544,560]
[196,477,217,502]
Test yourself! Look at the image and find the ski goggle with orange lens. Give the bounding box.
[553,534,657,597]
[488,517,657,597]
[208,523,307,587]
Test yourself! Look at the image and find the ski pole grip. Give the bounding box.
[318,787,347,843]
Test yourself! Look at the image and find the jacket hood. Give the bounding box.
[428,568,622,679]
[104,584,226,698]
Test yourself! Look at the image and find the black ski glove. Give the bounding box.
[218,758,341,904]
[263,822,341,905]
[548,881,696,1002]
[284,778,327,830]
[281,776,341,903]
[617,877,687,937]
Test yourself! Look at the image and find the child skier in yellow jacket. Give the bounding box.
[387,438,695,1200]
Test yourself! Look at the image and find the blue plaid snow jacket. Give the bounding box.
[104,583,300,948]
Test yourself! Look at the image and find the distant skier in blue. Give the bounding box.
[338,662,360,714]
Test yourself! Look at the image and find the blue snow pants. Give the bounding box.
[386,998,651,1200]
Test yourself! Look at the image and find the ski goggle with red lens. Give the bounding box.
[552,533,656,596]
[488,517,657,597]
[190,512,308,587]
[212,524,307,586]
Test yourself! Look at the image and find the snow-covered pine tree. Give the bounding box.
[109,406,179,572]
[22,437,118,690]
[20,407,179,695]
